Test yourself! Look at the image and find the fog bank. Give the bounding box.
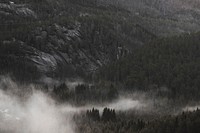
[0,77,149,133]
[0,90,76,133]
[0,77,197,133]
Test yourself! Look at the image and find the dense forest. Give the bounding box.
[0,0,155,81]
[97,32,200,100]
[75,108,200,133]
[52,82,118,105]
[0,0,200,133]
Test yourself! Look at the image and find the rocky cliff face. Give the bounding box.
[0,2,37,19]
[0,1,154,81]
[1,0,199,81]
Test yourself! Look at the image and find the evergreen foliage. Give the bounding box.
[97,32,200,100]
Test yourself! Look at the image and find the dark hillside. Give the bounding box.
[97,32,200,100]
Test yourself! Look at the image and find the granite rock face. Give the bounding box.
[0,2,37,20]
[1,0,200,81]
[0,1,133,80]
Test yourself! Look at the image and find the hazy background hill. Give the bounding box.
[105,0,200,36]
[0,0,200,81]
[0,0,154,81]
[0,1,200,133]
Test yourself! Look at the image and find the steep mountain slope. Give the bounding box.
[0,0,154,81]
[105,0,200,36]
[97,32,200,100]
[1,0,200,81]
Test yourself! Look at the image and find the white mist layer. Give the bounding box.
[106,98,147,111]
[183,105,200,112]
[70,98,148,114]
[0,90,148,133]
[0,90,76,133]
[2,77,196,133]
[1,77,198,133]
[0,77,150,133]
[0,77,154,133]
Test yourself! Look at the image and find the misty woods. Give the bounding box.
[76,108,200,133]
[1,0,200,133]
[52,83,118,105]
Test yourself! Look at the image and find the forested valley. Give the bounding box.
[0,0,200,133]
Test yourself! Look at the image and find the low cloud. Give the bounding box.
[0,77,76,133]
